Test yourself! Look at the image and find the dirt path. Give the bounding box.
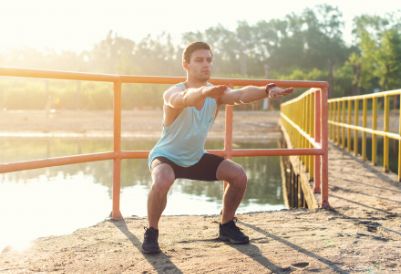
[0,143,400,273]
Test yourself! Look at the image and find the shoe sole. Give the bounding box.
[218,235,249,244]
[141,247,161,254]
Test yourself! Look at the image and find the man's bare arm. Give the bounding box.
[218,85,293,106]
[164,85,227,109]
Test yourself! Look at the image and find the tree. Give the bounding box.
[352,12,401,93]
[376,29,401,90]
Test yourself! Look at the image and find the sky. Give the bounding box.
[0,0,400,53]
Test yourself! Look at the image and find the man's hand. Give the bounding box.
[269,86,294,98]
[201,85,228,99]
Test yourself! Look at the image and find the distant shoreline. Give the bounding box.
[0,109,282,141]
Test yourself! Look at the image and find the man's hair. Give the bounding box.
[182,42,212,63]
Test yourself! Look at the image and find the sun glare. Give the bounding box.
[0,172,110,251]
[2,0,396,54]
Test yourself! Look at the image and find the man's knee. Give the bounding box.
[151,164,175,194]
[217,160,248,188]
[233,167,247,189]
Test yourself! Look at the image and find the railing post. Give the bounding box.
[332,101,335,143]
[372,97,378,166]
[223,105,234,191]
[336,101,341,145]
[314,90,321,193]
[354,100,359,156]
[399,94,401,181]
[302,97,307,166]
[321,87,330,208]
[112,80,123,220]
[308,93,315,180]
[328,101,331,140]
[383,95,389,172]
[362,98,367,160]
[305,94,310,172]
[341,100,346,149]
[347,99,352,152]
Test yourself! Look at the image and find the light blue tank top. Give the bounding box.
[148,82,217,168]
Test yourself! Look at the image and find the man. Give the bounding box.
[142,41,293,254]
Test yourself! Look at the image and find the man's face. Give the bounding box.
[184,49,213,81]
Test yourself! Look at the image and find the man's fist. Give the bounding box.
[269,86,294,98]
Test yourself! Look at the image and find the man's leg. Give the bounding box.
[216,159,247,224]
[215,159,249,244]
[142,162,175,254]
[148,163,175,229]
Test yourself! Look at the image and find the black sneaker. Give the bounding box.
[219,220,250,244]
[142,227,161,254]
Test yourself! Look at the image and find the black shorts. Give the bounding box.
[150,153,225,181]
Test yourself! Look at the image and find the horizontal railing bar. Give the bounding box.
[0,147,325,174]
[329,89,401,102]
[0,67,328,88]
[120,148,324,159]
[280,112,322,149]
[121,75,328,88]
[119,75,184,84]
[119,151,150,159]
[329,121,401,140]
[281,88,320,106]
[0,152,115,173]
[224,148,324,156]
[0,67,118,82]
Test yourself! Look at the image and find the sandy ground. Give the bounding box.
[0,142,400,273]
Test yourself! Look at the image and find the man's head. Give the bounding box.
[182,42,213,82]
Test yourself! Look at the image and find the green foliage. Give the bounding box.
[350,12,401,94]
[377,30,401,90]
[333,64,353,97]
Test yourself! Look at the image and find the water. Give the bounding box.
[0,137,285,251]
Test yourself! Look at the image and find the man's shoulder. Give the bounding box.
[165,83,185,93]
[163,83,186,100]
[163,84,185,104]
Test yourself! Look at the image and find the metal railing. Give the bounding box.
[0,67,330,218]
[328,89,401,181]
[280,88,329,207]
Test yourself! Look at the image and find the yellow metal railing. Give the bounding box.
[328,89,401,181]
[280,88,329,207]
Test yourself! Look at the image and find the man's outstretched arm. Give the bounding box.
[217,85,294,106]
[164,85,227,109]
